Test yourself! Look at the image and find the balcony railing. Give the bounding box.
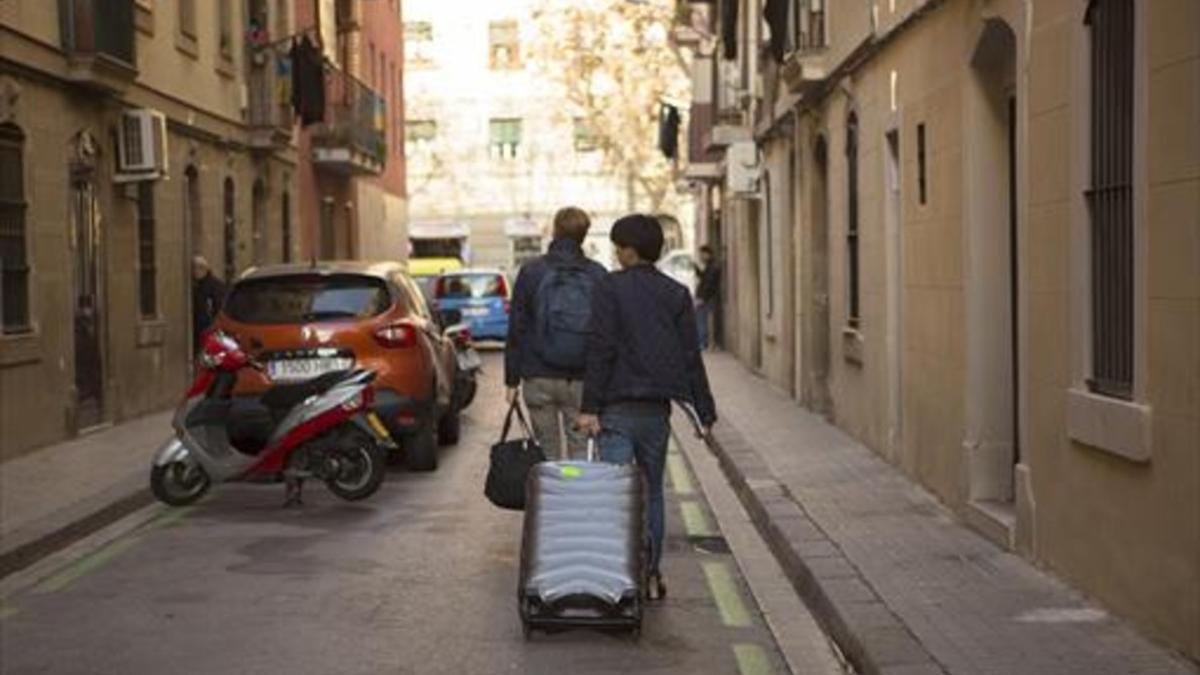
[311,67,385,175]
[247,52,294,149]
[60,0,136,66]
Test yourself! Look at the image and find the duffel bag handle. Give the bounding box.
[499,399,533,443]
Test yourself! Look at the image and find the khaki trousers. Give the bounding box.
[522,378,587,460]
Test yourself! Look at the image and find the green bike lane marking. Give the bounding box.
[734,643,774,675]
[33,505,195,595]
[670,435,777,674]
[667,454,695,496]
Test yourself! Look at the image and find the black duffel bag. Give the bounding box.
[484,401,546,510]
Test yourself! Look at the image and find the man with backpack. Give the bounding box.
[577,214,718,599]
[505,207,607,460]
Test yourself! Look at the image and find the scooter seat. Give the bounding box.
[261,369,360,415]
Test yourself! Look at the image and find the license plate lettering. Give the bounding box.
[268,357,352,381]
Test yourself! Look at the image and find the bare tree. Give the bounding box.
[529,0,692,214]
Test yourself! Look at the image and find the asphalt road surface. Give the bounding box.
[0,354,800,675]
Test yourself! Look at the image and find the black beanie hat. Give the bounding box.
[610,214,665,262]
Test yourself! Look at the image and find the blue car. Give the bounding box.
[431,269,511,342]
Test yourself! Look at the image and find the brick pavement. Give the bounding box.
[701,352,1197,675]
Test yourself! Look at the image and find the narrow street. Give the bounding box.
[0,353,816,675]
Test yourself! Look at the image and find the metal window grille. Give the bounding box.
[0,125,29,333]
[846,112,860,328]
[1084,0,1134,399]
[916,123,928,205]
[136,181,157,318]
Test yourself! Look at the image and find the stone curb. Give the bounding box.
[0,485,153,580]
[706,422,946,675]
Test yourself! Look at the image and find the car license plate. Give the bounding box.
[268,357,353,382]
[462,307,488,317]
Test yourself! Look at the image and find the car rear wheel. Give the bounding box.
[404,421,438,472]
[438,407,461,445]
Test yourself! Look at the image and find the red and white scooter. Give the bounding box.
[150,331,396,507]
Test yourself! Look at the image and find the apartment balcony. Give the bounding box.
[781,49,827,95]
[58,0,137,93]
[247,55,294,150]
[311,69,385,176]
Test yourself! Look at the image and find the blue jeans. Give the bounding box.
[696,301,712,350]
[598,408,670,574]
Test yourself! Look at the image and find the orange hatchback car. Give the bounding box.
[213,261,462,471]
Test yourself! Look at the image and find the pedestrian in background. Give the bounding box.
[192,256,226,353]
[577,214,717,600]
[505,207,607,460]
[694,244,720,350]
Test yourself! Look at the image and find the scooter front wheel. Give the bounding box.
[150,461,211,506]
[325,441,386,502]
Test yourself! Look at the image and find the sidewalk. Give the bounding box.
[0,411,170,577]
[694,352,1197,675]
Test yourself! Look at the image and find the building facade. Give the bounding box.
[0,0,297,460]
[680,0,1198,659]
[401,0,635,272]
[294,0,408,263]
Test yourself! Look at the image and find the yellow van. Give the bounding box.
[408,257,463,298]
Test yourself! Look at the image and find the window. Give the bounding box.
[488,20,521,70]
[0,124,29,333]
[136,181,157,318]
[178,0,196,37]
[574,117,599,152]
[793,0,826,51]
[489,118,522,160]
[218,0,233,57]
[916,123,927,205]
[369,43,377,87]
[223,178,236,282]
[281,191,291,263]
[224,275,392,324]
[405,119,437,158]
[1084,0,1135,399]
[845,111,860,329]
[404,22,434,68]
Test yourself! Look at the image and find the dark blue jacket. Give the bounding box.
[504,238,608,386]
[581,264,717,426]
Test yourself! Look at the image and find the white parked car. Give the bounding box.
[657,249,697,294]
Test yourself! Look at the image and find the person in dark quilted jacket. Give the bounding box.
[578,213,717,600]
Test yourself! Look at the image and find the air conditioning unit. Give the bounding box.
[726,140,761,196]
[116,109,168,180]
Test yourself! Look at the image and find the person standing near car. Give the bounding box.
[192,255,226,353]
[505,207,607,460]
[577,214,718,600]
[694,244,721,350]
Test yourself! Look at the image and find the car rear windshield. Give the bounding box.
[436,274,505,299]
[224,274,392,324]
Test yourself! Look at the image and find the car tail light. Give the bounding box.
[375,322,418,348]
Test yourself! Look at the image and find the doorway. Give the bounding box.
[966,18,1019,510]
[223,178,236,282]
[810,135,831,413]
[884,130,903,460]
[70,174,104,429]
